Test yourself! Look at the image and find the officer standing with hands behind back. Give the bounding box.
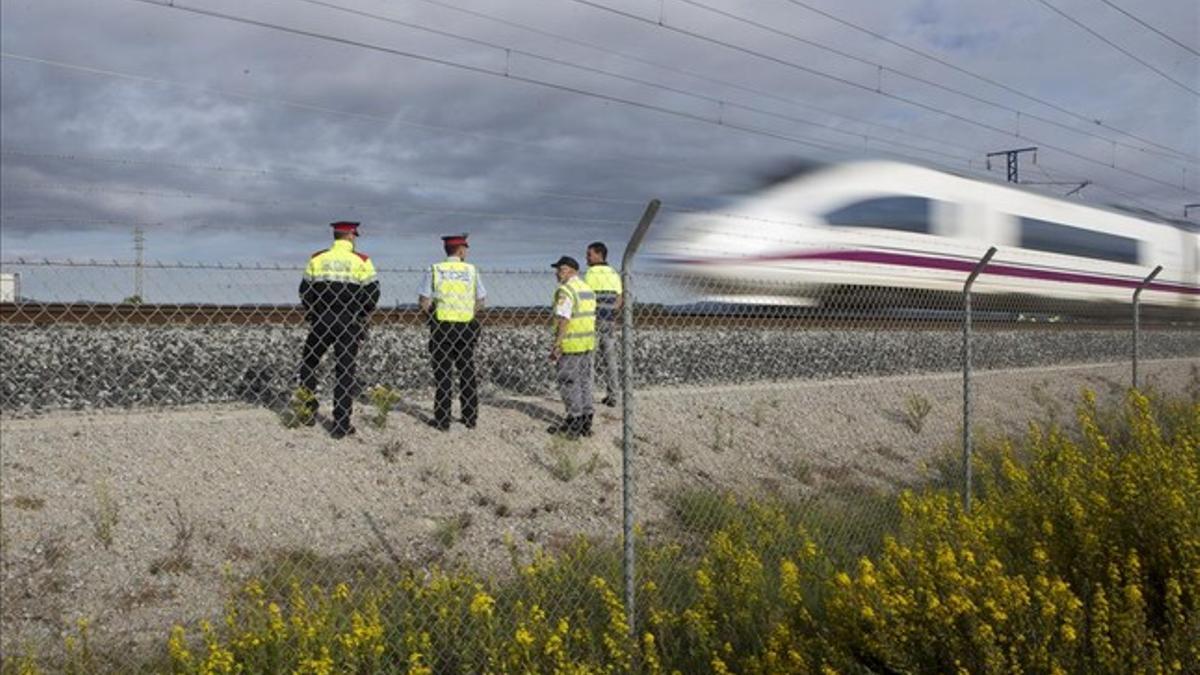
[419,234,486,431]
[547,256,596,439]
[297,220,379,439]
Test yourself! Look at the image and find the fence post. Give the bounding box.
[1132,265,1162,390]
[620,199,660,636]
[962,246,996,514]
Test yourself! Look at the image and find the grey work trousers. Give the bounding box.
[594,320,619,398]
[556,352,595,418]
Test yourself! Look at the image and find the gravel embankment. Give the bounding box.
[1,324,1198,413]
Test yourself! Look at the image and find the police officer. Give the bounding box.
[583,241,622,407]
[547,256,596,439]
[418,234,486,431]
[297,220,380,439]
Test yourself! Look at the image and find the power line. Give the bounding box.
[563,0,1196,193]
[0,52,714,178]
[1095,0,1200,57]
[778,0,1197,161]
[672,0,1200,166]
[6,7,1188,215]
[0,149,662,209]
[123,0,1194,193]
[110,0,1010,171]
[1030,0,1199,96]
[5,148,1181,226]
[395,0,986,161]
[292,0,975,165]
[0,182,641,224]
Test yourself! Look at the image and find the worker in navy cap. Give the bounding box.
[547,255,596,439]
[295,220,379,439]
[418,233,487,431]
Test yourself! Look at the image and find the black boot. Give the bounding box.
[330,420,357,439]
[581,414,594,437]
[548,416,581,439]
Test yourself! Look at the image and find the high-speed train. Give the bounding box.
[652,161,1199,312]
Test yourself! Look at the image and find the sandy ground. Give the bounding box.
[1,357,1197,663]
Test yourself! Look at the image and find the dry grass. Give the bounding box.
[7,495,46,511]
[368,385,403,429]
[902,393,933,433]
[149,498,194,576]
[90,480,119,549]
[544,441,604,482]
[379,439,404,463]
[433,512,473,549]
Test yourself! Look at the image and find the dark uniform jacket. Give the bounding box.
[299,240,380,326]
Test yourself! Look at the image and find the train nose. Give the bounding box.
[647,212,777,267]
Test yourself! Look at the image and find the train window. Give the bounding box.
[823,196,931,233]
[1018,217,1139,264]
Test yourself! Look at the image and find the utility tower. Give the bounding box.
[134,225,144,302]
[986,147,1038,183]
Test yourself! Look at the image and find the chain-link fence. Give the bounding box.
[2,248,1198,671]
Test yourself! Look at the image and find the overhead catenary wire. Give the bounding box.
[563,0,1197,194]
[146,0,1200,199]
[778,0,1198,160]
[674,0,1199,165]
[1029,0,1199,96]
[0,149,664,209]
[5,3,1191,218]
[286,0,976,165]
[106,0,1025,173]
[1093,0,1200,57]
[0,47,945,187]
[0,48,984,199]
[3,142,1183,227]
[0,52,716,178]
[391,0,989,161]
[5,11,1189,219]
[0,182,640,225]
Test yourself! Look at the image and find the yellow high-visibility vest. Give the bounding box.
[584,264,621,321]
[432,260,477,323]
[304,240,377,284]
[555,276,596,354]
[584,264,622,293]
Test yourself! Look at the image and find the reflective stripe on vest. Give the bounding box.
[556,276,596,354]
[432,261,477,322]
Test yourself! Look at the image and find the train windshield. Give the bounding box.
[823,196,932,233]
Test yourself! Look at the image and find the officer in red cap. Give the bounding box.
[296,220,379,438]
[418,233,486,430]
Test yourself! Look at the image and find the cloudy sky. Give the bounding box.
[1,0,1197,272]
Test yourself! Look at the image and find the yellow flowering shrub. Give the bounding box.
[829,390,1200,674]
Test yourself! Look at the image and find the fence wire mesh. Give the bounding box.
[1,257,1198,672]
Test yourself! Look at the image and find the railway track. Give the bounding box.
[2,302,1195,330]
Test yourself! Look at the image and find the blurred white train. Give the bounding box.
[652,161,1199,313]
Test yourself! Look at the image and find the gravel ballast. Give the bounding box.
[2,324,1197,413]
